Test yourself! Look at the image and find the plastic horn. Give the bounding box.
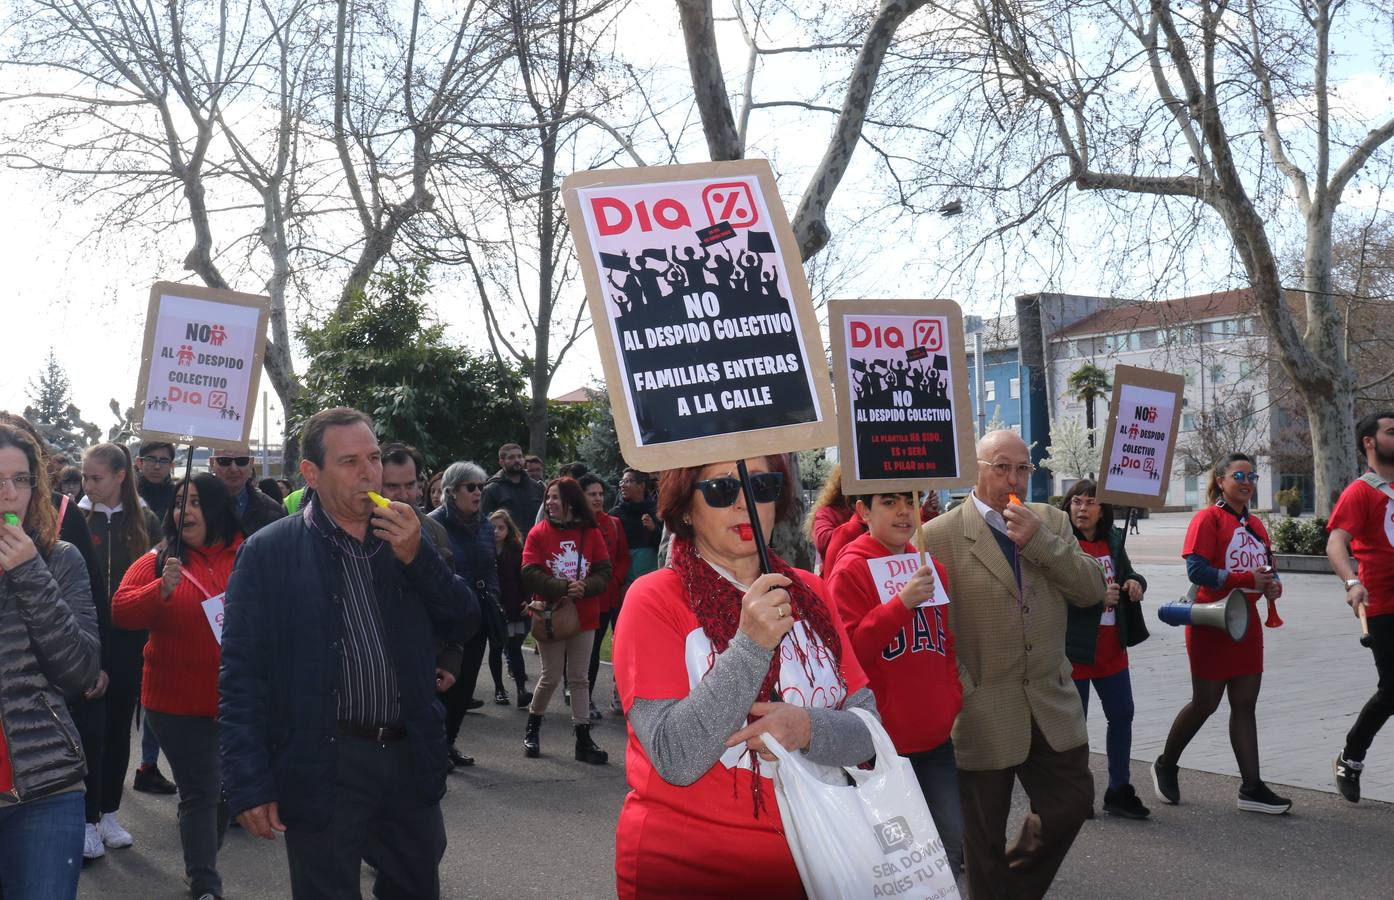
[1156,584,1250,643]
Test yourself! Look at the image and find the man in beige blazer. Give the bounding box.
[921,430,1107,899]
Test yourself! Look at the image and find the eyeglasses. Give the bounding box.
[213,456,251,467]
[694,472,784,508]
[138,455,174,466]
[977,459,1036,478]
[0,474,38,492]
[1227,471,1260,484]
[1069,497,1099,508]
[457,482,483,493]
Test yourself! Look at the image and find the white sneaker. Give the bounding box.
[98,812,134,848]
[83,822,106,860]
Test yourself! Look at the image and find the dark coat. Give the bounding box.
[218,503,477,830]
[237,484,286,536]
[1065,526,1150,665]
[479,471,544,535]
[137,476,176,522]
[0,541,100,802]
[429,503,502,643]
[81,501,162,675]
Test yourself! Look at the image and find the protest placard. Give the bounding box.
[829,299,976,493]
[1095,365,1185,508]
[867,553,949,608]
[134,282,270,448]
[561,160,836,471]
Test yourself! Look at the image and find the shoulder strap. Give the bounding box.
[1361,471,1394,502]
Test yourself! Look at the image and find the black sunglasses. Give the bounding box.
[456,482,483,493]
[694,472,784,508]
[213,456,251,467]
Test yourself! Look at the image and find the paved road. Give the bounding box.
[79,514,1394,898]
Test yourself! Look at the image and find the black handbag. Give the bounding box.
[475,579,508,645]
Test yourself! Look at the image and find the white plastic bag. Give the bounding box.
[768,707,960,900]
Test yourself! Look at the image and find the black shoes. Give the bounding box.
[589,701,603,721]
[524,714,542,758]
[446,745,474,770]
[464,698,485,712]
[1238,781,1292,814]
[1103,784,1150,819]
[516,689,533,709]
[574,724,608,765]
[1151,758,1180,805]
[494,687,510,706]
[1334,753,1363,803]
[132,764,178,795]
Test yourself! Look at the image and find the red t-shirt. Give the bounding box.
[522,519,611,631]
[826,532,960,754]
[1328,479,1394,616]
[1181,505,1269,680]
[612,567,868,899]
[1071,538,1127,680]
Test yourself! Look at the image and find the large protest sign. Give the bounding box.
[562,160,836,471]
[829,299,976,493]
[1095,365,1185,508]
[134,282,270,448]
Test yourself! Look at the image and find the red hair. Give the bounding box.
[657,454,794,540]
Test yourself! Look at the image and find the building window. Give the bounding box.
[985,381,997,402]
[1139,329,1160,350]
[1009,377,1020,399]
[1185,476,1199,508]
[1182,413,1195,431]
[1210,365,1225,383]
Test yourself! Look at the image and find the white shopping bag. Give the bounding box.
[768,708,959,900]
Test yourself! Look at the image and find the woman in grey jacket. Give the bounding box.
[0,423,101,900]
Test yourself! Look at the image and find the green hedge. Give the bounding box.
[1267,515,1328,555]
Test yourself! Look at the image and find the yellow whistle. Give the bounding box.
[367,491,391,508]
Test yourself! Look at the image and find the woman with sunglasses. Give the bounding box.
[1152,452,1288,814]
[112,474,244,900]
[612,456,875,898]
[0,424,100,900]
[520,476,612,763]
[429,461,501,769]
[1059,480,1149,819]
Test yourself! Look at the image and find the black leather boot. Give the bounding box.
[524,714,542,758]
[574,724,608,765]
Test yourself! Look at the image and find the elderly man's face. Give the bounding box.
[210,449,253,495]
[975,431,1033,511]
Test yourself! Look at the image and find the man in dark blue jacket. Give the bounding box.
[219,407,477,899]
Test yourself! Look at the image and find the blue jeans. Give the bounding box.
[141,706,163,767]
[146,711,227,898]
[1076,667,1135,790]
[0,790,85,900]
[906,740,964,874]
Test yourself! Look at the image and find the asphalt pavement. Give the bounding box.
[77,514,1394,898]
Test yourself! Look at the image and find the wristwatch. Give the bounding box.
[1345,578,1363,591]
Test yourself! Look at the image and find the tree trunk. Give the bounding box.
[675,0,743,161]
[1300,209,1359,512]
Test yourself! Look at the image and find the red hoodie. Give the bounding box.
[522,519,611,630]
[594,511,631,614]
[112,538,242,718]
[827,532,961,754]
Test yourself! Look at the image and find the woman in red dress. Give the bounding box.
[1151,453,1289,814]
[612,455,874,899]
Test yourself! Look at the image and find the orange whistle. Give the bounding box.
[1008,493,1023,505]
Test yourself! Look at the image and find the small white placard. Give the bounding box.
[866,552,949,608]
[201,593,226,645]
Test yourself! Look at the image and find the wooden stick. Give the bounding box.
[915,489,927,567]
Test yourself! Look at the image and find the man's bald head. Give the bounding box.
[975,429,1032,511]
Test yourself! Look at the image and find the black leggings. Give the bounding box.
[1160,673,1263,790]
[1345,612,1394,761]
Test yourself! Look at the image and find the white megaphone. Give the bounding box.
[1156,584,1249,642]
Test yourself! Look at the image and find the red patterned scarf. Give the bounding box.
[670,536,846,816]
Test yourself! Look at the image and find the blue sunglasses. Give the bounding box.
[1227,471,1260,484]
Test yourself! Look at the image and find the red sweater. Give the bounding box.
[827,532,961,754]
[112,539,242,718]
[595,512,632,614]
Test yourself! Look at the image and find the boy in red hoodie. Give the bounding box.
[827,491,963,875]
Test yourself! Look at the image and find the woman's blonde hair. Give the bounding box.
[803,462,847,542]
